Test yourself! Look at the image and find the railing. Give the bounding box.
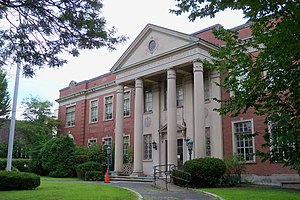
[153,164,191,190]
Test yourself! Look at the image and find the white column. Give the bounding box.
[133,78,144,175]
[167,68,177,165]
[193,61,206,158]
[114,84,124,173]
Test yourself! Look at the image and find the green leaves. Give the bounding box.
[0,69,10,125]
[172,0,300,170]
[0,0,127,77]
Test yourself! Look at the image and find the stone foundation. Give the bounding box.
[242,174,300,186]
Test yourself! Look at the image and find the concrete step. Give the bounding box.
[110,175,154,182]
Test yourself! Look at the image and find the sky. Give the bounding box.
[5,0,247,119]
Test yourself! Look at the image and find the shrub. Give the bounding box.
[41,136,77,177]
[183,157,226,188]
[0,170,40,190]
[0,159,32,172]
[76,161,103,180]
[85,171,104,181]
[224,154,246,184]
[171,169,191,187]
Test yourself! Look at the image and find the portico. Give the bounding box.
[111,24,223,176]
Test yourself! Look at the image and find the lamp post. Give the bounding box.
[106,146,111,175]
[186,139,193,160]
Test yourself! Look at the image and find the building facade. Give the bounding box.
[57,23,299,184]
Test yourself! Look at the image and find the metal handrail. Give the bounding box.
[153,164,191,190]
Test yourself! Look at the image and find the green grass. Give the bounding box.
[0,177,137,200]
[201,185,300,200]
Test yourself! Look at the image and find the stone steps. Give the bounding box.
[110,175,154,183]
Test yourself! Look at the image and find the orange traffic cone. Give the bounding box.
[105,169,110,183]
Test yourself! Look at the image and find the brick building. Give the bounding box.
[57,23,299,185]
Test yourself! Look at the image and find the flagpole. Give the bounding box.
[6,61,21,171]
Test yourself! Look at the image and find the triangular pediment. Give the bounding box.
[110,24,199,72]
[158,123,186,133]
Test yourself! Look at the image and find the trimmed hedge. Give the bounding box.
[0,170,40,190]
[171,169,191,187]
[85,171,104,181]
[0,159,32,172]
[76,161,103,180]
[41,136,77,177]
[183,157,226,188]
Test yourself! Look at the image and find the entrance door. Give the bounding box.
[164,139,184,168]
[177,139,183,168]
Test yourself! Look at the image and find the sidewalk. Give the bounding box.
[109,181,213,200]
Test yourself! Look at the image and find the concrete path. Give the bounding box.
[109,181,213,200]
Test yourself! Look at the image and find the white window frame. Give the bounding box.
[144,90,153,113]
[204,70,210,102]
[124,91,130,117]
[205,127,211,157]
[232,119,256,163]
[103,137,112,147]
[88,138,97,147]
[104,95,114,121]
[65,104,76,127]
[89,99,98,123]
[143,134,152,160]
[123,135,130,162]
[176,83,184,107]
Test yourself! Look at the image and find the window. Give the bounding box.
[104,96,113,120]
[88,138,97,146]
[90,100,98,123]
[144,90,153,112]
[103,137,112,148]
[143,134,152,160]
[123,135,130,163]
[66,105,75,127]
[205,127,211,157]
[233,120,255,162]
[176,84,184,107]
[204,70,210,101]
[124,92,130,117]
[230,70,248,97]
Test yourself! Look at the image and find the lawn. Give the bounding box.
[0,177,138,200]
[201,185,300,200]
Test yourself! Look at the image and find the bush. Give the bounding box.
[85,171,104,181]
[224,154,246,185]
[183,157,226,188]
[41,136,77,177]
[0,159,32,172]
[219,174,240,187]
[0,170,40,190]
[76,161,103,180]
[172,169,191,187]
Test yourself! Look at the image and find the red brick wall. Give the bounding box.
[221,87,297,175]
[58,73,134,149]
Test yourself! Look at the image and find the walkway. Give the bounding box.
[109,181,213,200]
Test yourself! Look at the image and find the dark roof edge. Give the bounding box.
[190,24,222,36]
[59,72,112,92]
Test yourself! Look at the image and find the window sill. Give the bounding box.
[103,118,113,122]
[143,159,153,162]
[65,125,75,128]
[144,111,153,115]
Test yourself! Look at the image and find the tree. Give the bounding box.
[0,69,10,125]
[171,1,300,170]
[0,0,127,77]
[41,135,77,177]
[16,96,58,174]
[17,96,58,144]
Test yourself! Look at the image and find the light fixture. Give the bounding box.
[152,140,157,150]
